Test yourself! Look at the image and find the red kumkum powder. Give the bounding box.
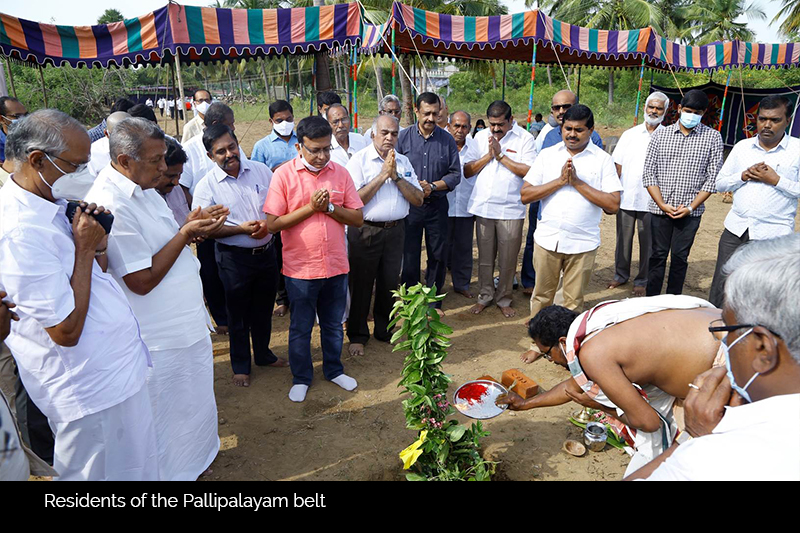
[458,383,488,405]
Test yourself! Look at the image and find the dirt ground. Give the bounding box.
[159,115,795,481]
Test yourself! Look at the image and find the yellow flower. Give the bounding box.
[399,430,428,469]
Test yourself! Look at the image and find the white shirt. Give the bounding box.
[0,177,150,423]
[467,124,538,220]
[535,122,555,153]
[645,394,800,481]
[612,123,662,212]
[181,115,204,145]
[525,141,623,254]
[192,157,273,248]
[346,143,422,222]
[179,134,249,196]
[715,134,800,240]
[88,136,111,177]
[86,166,212,351]
[447,136,480,218]
[330,132,369,168]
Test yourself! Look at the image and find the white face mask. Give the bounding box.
[40,154,96,201]
[273,120,294,137]
[195,101,211,115]
[299,154,324,173]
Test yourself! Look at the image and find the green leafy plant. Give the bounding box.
[390,283,496,481]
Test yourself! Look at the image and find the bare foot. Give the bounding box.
[632,286,646,297]
[607,280,625,289]
[215,325,229,335]
[273,305,288,317]
[348,343,365,356]
[233,374,250,387]
[267,358,290,368]
[499,305,516,318]
[520,349,541,364]
[455,289,474,299]
[469,303,487,314]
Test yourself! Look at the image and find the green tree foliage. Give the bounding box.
[97,9,124,25]
[774,0,800,39]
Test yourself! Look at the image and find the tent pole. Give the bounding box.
[576,66,581,100]
[391,21,396,95]
[285,57,290,101]
[311,57,317,116]
[170,61,179,136]
[502,61,506,101]
[526,40,537,132]
[353,47,358,132]
[38,64,48,108]
[717,70,732,132]
[4,58,16,98]
[174,52,186,133]
[633,57,646,126]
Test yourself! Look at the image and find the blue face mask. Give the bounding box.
[679,111,703,129]
[722,328,759,403]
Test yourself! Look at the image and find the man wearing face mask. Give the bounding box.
[264,116,364,403]
[252,100,298,172]
[0,110,160,480]
[627,234,800,481]
[708,95,800,308]
[642,89,724,297]
[192,125,289,389]
[607,92,669,297]
[182,89,213,144]
[498,294,725,477]
[0,97,27,163]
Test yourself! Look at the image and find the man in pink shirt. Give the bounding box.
[264,116,364,402]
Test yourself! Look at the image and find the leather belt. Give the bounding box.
[364,220,402,229]
[217,240,274,256]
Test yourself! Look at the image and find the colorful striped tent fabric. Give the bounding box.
[0,2,363,68]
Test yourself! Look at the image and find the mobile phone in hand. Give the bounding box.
[66,201,114,234]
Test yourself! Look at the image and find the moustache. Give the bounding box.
[223,156,240,166]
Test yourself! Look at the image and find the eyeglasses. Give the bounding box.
[2,112,28,120]
[708,319,781,341]
[539,344,556,362]
[551,104,573,112]
[45,153,89,175]
[301,144,332,156]
[380,108,401,117]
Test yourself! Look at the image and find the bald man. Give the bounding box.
[89,111,131,177]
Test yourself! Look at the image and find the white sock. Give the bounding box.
[289,384,309,402]
[331,374,358,392]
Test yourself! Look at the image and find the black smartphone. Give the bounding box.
[66,201,114,235]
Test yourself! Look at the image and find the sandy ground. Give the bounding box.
[159,116,795,481]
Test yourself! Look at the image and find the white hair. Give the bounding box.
[378,94,401,115]
[109,117,165,162]
[5,109,86,171]
[371,114,400,135]
[723,233,800,362]
[646,91,670,108]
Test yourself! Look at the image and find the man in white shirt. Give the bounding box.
[0,110,159,480]
[88,111,130,178]
[193,124,289,388]
[445,110,480,298]
[628,234,800,481]
[182,89,212,144]
[157,97,165,117]
[608,92,668,297]
[521,104,622,323]
[345,116,423,357]
[167,97,175,119]
[327,103,368,167]
[465,101,537,318]
[86,117,226,480]
[709,95,800,308]
[145,97,154,108]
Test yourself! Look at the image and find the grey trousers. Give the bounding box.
[708,228,750,308]
[447,216,475,292]
[475,217,524,308]
[613,209,652,287]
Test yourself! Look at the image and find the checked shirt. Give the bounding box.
[642,122,724,217]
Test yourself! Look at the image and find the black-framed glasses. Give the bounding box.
[45,153,89,175]
[551,104,573,111]
[540,344,556,362]
[708,319,781,340]
[300,144,332,156]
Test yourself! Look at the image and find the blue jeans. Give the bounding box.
[521,202,539,289]
[284,274,348,386]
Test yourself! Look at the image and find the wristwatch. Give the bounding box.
[327,203,335,214]
[497,152,505,161]
[393,172,402,182]
[430,182,438,192]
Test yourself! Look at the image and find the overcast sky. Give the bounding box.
[3,0,786,43]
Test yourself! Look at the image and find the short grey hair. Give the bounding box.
[378,94,401,115]
[371,114,400,135]
[109,117,165,162]
[450,110,471,124]
[5,109,86,171]
[723,233,800,362]
[646,91,670,108]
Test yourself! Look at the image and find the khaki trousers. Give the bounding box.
[530,242,598,317]
[475,217,524,308]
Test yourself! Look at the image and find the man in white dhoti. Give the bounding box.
[499,295,725,476]
[87,117,228,480]
[0,110,159,480]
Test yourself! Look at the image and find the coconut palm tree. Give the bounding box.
[774,0,800,38]
[679,0,766,44]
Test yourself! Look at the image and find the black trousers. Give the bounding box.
[15,368,54,465]
[347,223,404,345]
[215,242,279,375]
[197,239,228,328]
[274,232,290,307]
[708,228,750,308]
[447,216,475,292]
[402,197,449,308]
[646,214,702,296]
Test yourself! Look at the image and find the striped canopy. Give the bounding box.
[0,2,363,68]
[366,3,800,72]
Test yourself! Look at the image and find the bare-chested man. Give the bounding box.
[498,295,723,475]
